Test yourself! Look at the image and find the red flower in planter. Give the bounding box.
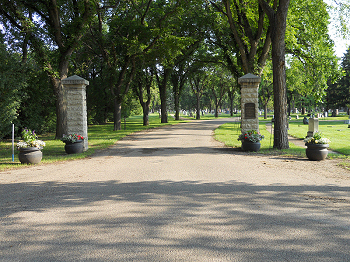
[61,133,84,143]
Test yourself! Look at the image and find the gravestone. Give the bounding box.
[62,75,89,151]
[345,119,350,128]
[303,117,309,125]
[238,73,261,133]
[307,117,319,137]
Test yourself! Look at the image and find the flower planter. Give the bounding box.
[241,141,261,152]
[64,140,84,154]
[305,143,329,161]
[18,147,42,164]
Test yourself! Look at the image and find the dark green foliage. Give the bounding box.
[0,40,26,139]
[17,63,56,134]
[0,35,55,139]
[122,91,142,119]
[327,47,350,109]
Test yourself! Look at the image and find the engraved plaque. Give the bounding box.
[245,103,255,119]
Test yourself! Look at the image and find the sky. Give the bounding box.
[329,30,350,59]
[325,0,350,58]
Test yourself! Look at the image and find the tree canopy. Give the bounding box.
[0,0,344,149]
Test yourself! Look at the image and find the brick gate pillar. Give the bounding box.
[238,73,261,133]
[62,75,89,151]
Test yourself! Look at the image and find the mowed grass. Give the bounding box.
[0,114,188,171]
[288,121,350,155]
[214,120,306,157]
[214,115,350,169]
[2,112,350,171]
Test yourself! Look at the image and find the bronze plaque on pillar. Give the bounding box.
[245,103,255,119]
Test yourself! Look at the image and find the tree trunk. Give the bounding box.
[271,1,290,149]
[53,79,67,139]
[174,89,180,120]
[134,72,152,126]
[113,98,122,131]
[259,0,290,149]
[264,103,268,119]
[142,104,149,126]
[196,94,201,120]
[228,91,235,117]
[52,58,70,139]
[215,98,219,118]
[160,86,168,123]
[159,68,170,123]
[287,96,291,116]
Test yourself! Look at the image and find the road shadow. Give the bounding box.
[1,180,350,261]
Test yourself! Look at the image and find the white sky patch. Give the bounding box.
[324,0,350,58]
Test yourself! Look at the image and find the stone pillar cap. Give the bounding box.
[238,73,261,84]
[62,75,89,85]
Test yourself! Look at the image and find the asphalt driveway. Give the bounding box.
[1,118,350,261]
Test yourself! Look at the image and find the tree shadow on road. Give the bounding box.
[1,180,350,261]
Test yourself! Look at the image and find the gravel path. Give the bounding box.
[1,118,350,261]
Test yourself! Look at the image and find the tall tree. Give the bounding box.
[208,66,229,117]
[91,1,148,130]
[259,0,290,149]
[189,70,208,120]
[171,63,189,121]
[93,0,193,127]
[171,41,203,121]
[155,66,171,123]
[211,0,271,75]
[0,0,94,138]
[150,0,202,123]
[286,0,340,109]
[133,64,154,126]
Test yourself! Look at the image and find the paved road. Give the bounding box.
[1,119,350,261]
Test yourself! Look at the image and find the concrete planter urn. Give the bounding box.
[238,130,264,152]
[305,143,329,161]
[64,140,84,154]
[17,128,45,164]
[304,132,330,161]
[18,147,42,164]
[241,141,261,152]
[61,134,85,154]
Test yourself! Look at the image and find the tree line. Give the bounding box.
[0,0,346,149]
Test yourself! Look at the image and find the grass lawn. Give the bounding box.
[2,113,350,171]
[288,121,350,155]
[0,114,187,171]
[214,120,306,157]
[214,114,350,169]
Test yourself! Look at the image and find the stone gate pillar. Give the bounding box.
[62,75,89,151]
[238,73,261,133]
